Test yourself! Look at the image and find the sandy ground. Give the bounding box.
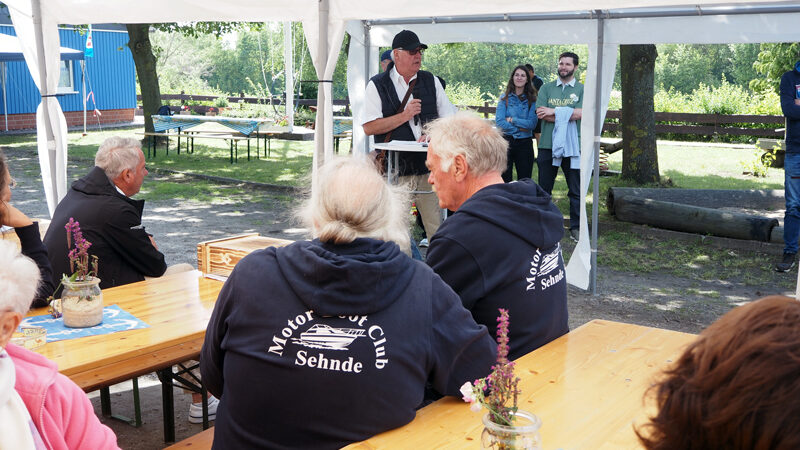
[4,145,793,449]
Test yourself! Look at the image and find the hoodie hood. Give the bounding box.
[456,179,564,249]
[275,238,417,317]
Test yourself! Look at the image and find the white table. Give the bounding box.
[373,140,430,191]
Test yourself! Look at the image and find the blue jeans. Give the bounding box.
[784,152,800,254]
[538,148,581,230]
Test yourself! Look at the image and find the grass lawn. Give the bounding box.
[0,128,316,187]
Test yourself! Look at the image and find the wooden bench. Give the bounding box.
[165,427,214,449]
[181,130,253,164]
[252,127,314,157]
[137,131,252,164]
[136,131,179,158]
[334,130,352,154]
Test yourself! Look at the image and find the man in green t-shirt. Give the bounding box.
[536,52,584,242]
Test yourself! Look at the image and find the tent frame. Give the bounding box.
[353,1,800,293]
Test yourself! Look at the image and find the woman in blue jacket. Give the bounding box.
[496,65,538,182]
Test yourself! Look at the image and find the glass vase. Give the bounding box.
[481,409,542,450]
[61,277,103,328]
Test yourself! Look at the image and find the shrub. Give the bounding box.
[688,77,752,115]
[446,81,488,108]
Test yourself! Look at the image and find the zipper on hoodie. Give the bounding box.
[37,386,53,449]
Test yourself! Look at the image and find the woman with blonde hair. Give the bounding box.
[201,157,496,449]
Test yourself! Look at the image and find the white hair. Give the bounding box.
[298,157,411,254]
[95,136,142,180]
[0,240,40,314]
[424,112,507,176]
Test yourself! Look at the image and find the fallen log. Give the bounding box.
[610,195,778,242]
[607,187,784,211]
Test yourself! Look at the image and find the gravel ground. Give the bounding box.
[4,144,795,449]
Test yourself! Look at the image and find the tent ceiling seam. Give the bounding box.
[364,2,800,26]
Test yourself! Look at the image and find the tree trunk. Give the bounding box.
[126,24,161,140]
[620,44,659,184]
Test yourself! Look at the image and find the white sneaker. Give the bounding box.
[188,395,218,424]
[419,238,429,248]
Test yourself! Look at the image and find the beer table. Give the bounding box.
[27,270,224,442]
[347,320,696,449]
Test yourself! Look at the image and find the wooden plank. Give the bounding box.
[602,123,784,138]
[27,270,224,385]
[197,234,294,277]
[165,427,214,449]
[603,109,783,124]
[346,320,695,450]
[69,341,202,392]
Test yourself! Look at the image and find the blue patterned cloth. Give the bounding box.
[152,115,271,136]
[20,305,149,343]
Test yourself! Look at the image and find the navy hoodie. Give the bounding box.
[200,238,496,449]
[427,179,569,361]
[781,61,800,153]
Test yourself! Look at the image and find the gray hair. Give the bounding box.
[424,112,507,176]
[298,157,410,254]
[95,136,142,180]
[0,240,40,314]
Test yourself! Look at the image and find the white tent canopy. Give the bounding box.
[5,0,800,291]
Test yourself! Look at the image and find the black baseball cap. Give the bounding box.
[392,30,427,51]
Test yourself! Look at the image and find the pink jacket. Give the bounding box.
[7,344,119,450]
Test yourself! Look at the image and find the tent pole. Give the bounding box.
[363,21,371,156]
[82,59,86,135]
[32,0,59,214]
[313,0,329,190]
[284,21,294,133]
[590,10,605,295]
[2,62,7,132]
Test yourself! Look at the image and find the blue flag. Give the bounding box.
[85,25,94,58]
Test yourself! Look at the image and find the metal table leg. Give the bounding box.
[158,368,176,443]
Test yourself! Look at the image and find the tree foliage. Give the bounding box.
[750,42,800,94]
[654,43,760,94]
[421,43,589,101]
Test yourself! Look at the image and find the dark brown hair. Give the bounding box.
[502,65,537,108]
[637,295,800,449]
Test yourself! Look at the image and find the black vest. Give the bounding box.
[370,67,439,175]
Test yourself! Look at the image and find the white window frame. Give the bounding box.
[57,60,78,94]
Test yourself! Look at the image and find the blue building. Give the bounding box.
[0,23,136,131]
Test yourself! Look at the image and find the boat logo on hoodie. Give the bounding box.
[526,243,564,292]
[267,310,389,373]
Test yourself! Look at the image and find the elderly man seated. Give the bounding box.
[425,112,569,360]
[42,136,202,421]
[44,136,167,289]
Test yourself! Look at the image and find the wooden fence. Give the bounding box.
[139,93,785,139]
[137,91,351,115]
[466,102,785,139]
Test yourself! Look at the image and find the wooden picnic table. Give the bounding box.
[346,319,696,449]
[27,270,224,442]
